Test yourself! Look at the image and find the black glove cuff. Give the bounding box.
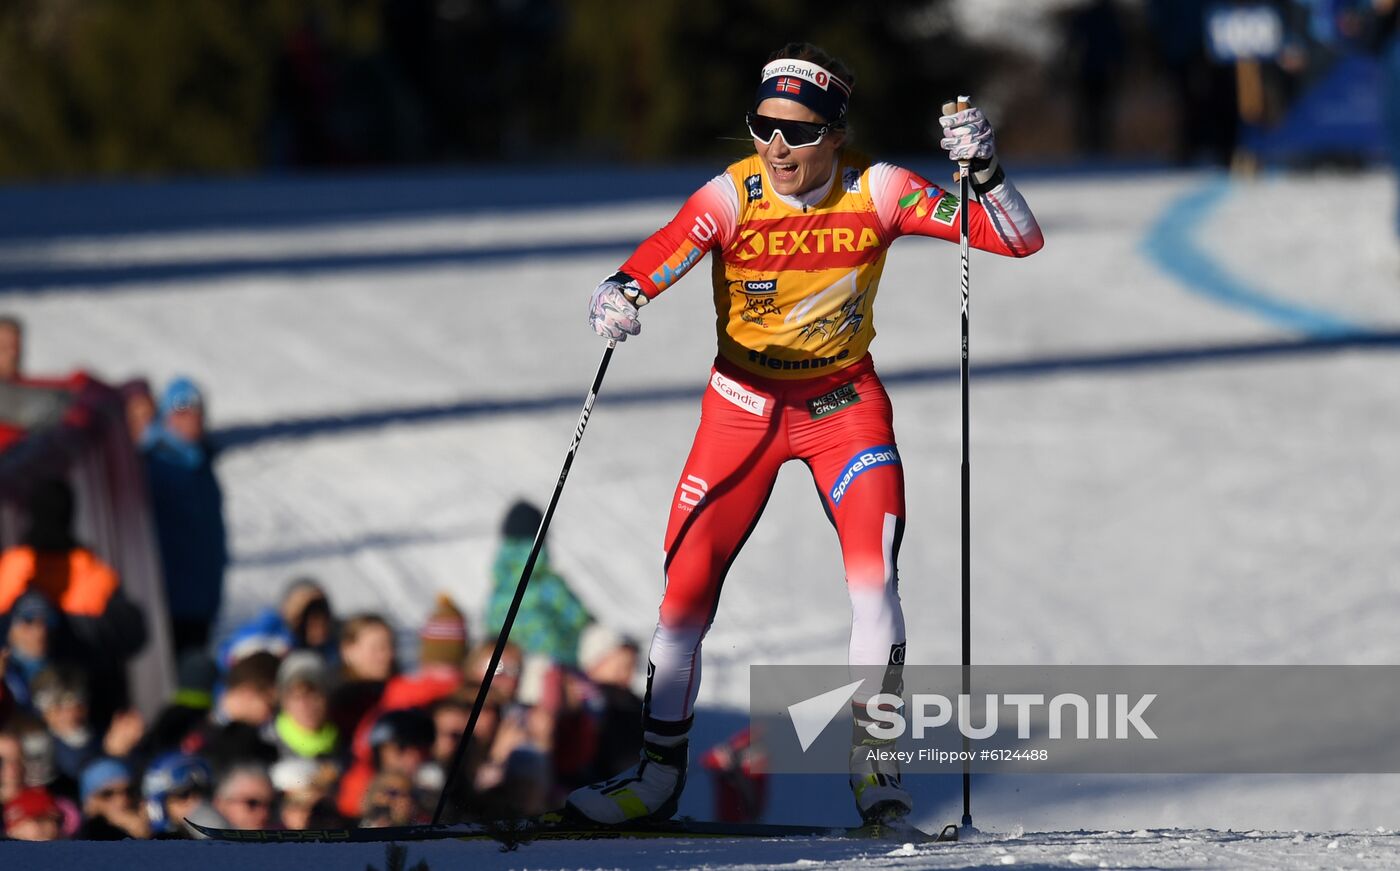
[606,271,649,306]
[970,160,1005,196]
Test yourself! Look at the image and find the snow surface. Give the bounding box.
[7,828,1400,870]
[3,166,1400,867]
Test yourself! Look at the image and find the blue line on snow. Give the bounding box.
[210,331,1400,452]
[1140,178,1366,338]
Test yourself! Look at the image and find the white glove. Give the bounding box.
[939,106,995,162]
[939,105,1000,186]
[588,272,648,342]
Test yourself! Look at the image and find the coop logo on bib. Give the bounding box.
[829,445,900,506]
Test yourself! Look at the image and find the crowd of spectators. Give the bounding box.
[0,315,227,657]
[0,315,648,840]
[0,493,646,841]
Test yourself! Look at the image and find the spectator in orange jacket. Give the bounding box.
[0,479,146,724]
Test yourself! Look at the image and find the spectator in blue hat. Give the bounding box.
[75,757,148,840]
[3,591,56,714]
[142,376,228,657]
[216,610,293,672]
[142,752,219,838]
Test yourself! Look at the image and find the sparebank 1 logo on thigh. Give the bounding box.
[829,445,900,506]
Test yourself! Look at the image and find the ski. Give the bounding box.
[187,813,959,844]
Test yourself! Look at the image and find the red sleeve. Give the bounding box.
[619,175,739,298]
[869,163,1043,258]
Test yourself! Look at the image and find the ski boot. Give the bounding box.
[566,728,688,824]
[849,720,913,828]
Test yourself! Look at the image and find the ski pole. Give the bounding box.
[431,338,618,824]
[943,94,975,833]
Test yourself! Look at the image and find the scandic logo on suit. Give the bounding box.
[710,370,767,416]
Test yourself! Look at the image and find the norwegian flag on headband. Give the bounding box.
[756,59,850,122]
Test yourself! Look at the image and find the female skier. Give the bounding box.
[571,42,1043,826]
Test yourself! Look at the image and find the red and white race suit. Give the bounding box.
[616,150,1043,726]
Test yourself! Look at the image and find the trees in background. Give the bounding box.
[0,0,989,179]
